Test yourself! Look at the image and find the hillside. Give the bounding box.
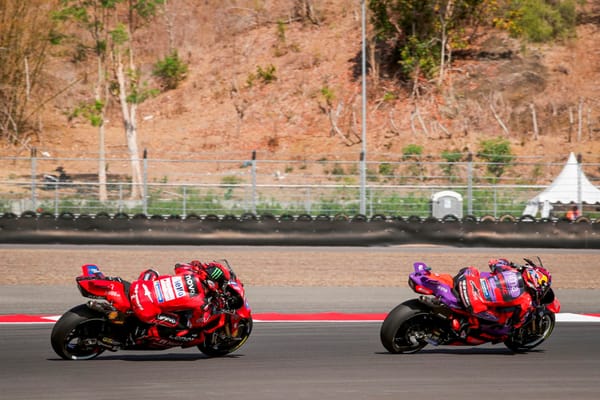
[3,0,600,169]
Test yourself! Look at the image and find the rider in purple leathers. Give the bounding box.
[453,258,551,335]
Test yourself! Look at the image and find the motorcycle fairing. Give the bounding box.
[409,262,463,309]
[76,264,131,311]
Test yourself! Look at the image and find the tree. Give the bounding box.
[54,0,117,201]
[56,0,163,200]
[108,1,164,200]
[368,0,485,88]
[0,0,59,147]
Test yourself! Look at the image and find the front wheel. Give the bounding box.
[198,317,253,357]
[50,304,107,360]
[380,300,434,354]
[504,311,555,352]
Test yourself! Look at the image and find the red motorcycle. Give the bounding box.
[380,257,560,354]
[51,261,252,360]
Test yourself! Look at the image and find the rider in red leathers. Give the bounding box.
[453,258,549,336]
[129,260,242,338]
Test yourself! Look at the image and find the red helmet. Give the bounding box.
[488,258,510,271]
[174,261,204,275]
[523,266,551,298]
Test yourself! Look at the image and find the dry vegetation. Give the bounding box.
[2,0,600,174]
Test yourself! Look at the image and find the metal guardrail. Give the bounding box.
[2,153,599,219]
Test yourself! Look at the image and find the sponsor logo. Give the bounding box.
[459,280,471,307]
[503,271,522,298]
[469,281,481,302]
[172,276,186,298]
[185,274,199,297]
[153,281,164,303]
[107,290,120,300]
[156,314,177,325]
[480,279,490,299]
[132,284,143,310]
[167,334,198,342]
[209,267,224,281]
[160,278,176,301]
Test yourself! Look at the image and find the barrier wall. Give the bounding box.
[1,212,598,248]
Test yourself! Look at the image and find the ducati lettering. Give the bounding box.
[185,274,199,297]
[160,278,176,301]
[107,290,120,299]
[153,281,164,303]
[172,276,186,298]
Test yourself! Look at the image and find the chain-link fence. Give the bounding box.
[2,151,599,219]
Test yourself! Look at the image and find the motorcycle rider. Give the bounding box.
[453,258,551,337]
[129,259,243,338]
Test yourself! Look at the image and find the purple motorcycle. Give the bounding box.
[380,258,560,354]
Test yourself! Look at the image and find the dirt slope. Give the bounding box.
[3,1,600,171]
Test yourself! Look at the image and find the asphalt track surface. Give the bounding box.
[1,246,600,400]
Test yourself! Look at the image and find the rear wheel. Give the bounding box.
[380,300,434,354]
[50,304,107,360]
[504,311,555,352]
[198,317,252,357]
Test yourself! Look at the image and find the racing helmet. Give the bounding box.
[174,260,204,275]
[523,266,551,298]
[488,258,510,271]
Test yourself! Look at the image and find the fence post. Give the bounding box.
[183,186,187,218]
[251,150,257,215]
[31,147,37,212]
[577,153,583,212]
[493,186,497,217]
[359,151,366,215]
[143,149,148,215]
[467,152,473,215]
[54,185,59,217]
[118,184,123,213]
[304,187,311,214]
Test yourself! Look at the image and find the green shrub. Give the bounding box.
[477,137,514,178]
[153,50,188,90]
[441,149,463,180]
[378,162,395,177]
[498,0,578,42]
[402,144,423,160]
[256,64,277,84]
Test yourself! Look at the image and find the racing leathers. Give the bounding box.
[454,261,533,331]
[129,260,242,334]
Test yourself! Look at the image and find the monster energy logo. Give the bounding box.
[210,268,223,280]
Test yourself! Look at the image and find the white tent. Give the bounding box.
[523,152,600,218]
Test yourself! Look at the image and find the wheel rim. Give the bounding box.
[62,319,105,360]
[507,313,555,351]
[201,319,252,355]
[522,314,554,348]
[392,314,430,353]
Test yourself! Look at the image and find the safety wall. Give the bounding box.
[1,212,599,248]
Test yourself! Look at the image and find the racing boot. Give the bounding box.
[451,316,475,339]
